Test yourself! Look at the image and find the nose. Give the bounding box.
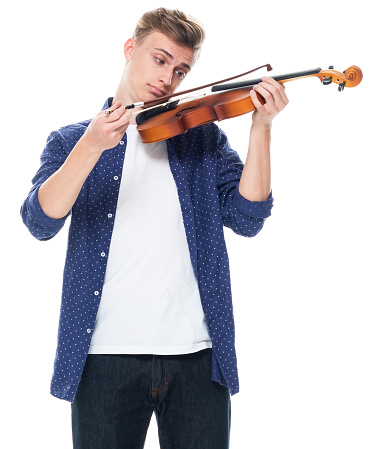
[159,68,173,86]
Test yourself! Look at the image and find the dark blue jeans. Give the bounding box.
[72,349,231,449]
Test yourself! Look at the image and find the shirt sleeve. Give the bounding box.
[216,127,274,237]
[20,131,70,241]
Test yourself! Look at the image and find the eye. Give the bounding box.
[175,70,186,79]
[154,57,164,65]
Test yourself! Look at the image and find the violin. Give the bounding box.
[131,65,363,144]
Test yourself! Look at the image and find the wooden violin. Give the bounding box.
[133,65,363,144]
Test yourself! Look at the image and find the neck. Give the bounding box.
[113,68,131,105]
[112,66,138,124]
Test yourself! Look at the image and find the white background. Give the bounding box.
[1,0,382,448]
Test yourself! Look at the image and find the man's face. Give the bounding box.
[123,31,197,104]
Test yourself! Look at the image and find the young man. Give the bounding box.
[21,7,288,449]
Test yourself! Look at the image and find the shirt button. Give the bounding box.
[114,176,119,180]
[120,141,124,145]
[100,252,106,257]
[94,291,100,296]
[86,329,92,334]
[107,213,113,218]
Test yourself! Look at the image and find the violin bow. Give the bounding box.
[124,63,273,110]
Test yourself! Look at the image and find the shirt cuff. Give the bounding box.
[29,187,68,229]
[232,186,274,218]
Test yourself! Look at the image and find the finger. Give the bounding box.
[255,81,287,111]
[250,88,265,109]
[104,101,123,119]
[105,110,132,136]
[115,108,132,125]
[114,113,133,133]
[261,77,289,105]
[253,84,276,109]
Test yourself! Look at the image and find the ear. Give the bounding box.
[123,38,136,62]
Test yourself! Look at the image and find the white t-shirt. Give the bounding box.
[88,125,212,355]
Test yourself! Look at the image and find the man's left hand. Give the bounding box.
[250,77,289,128]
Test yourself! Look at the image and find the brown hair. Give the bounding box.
[133,7,205,54]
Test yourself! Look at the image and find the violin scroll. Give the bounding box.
[318,65,363,91]
[344,65,363,85]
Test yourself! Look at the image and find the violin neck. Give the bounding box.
[211,68,322,92]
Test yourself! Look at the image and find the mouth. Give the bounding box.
[148,84,166,97]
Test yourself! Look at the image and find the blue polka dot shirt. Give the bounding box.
[21,98,274,402]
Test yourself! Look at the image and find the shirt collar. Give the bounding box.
[102,98,114,111]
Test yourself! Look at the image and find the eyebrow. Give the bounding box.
[154,47,192,71]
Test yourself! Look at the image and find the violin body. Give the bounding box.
[136,65,363,144]
[137,87,260,143]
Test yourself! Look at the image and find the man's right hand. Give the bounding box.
[81,101,132,155]
[38,102,132,219]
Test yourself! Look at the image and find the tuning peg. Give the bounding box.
[322,77,333,85]
[328,65,334,69]
[338,82,346,92]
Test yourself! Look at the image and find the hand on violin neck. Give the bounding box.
[250,77,289,129]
